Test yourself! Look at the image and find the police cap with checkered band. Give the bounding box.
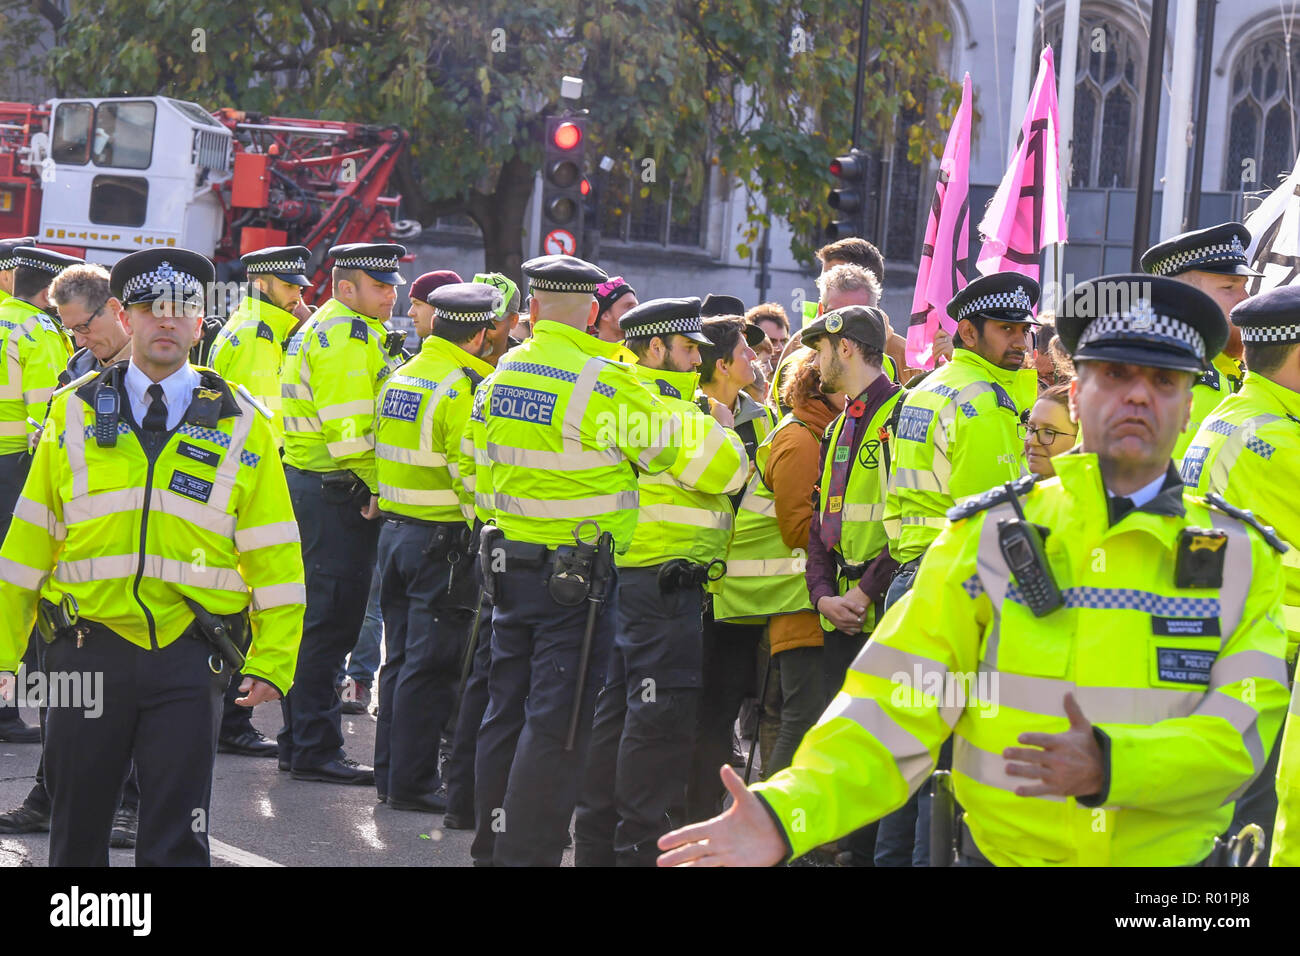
[619,296,711,345]
[1140,222,1263,279]
[0,236,36,271]
[1057,273,1228,374]
[521,254,607,295]
[242,244,312,287]
[428,282,500,327]
[110,248,215,309]
[328,242,407,286]
[1228,283,1300,347]
[946,272,1041,324]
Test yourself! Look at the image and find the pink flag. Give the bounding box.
[907,73,973,370]
[976,45,1067,283]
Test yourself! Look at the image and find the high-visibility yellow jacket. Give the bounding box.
[1181,371,1300,665]
[754,451,1289,866]
[1273,679,1300,865]
[375,334,493,526]
[0,297,67,454]
[1173,352,1245,464]
[815,387,904,632]
[471,320,696,552]
[0,361,305,693]
[280,298,404,491]
[209,294,300,446]
[619,363,747,568]
[885,348,1038,563]
[714,414,818,622]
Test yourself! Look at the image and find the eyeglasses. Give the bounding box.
[67,299,108,336]
[1018,422,1077,446]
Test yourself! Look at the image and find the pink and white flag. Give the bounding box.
[907,73,973,370]
[976,45,1068,284]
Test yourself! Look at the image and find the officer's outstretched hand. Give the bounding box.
[0,671,14,704]
[657,765,786,867]
[236,676,280,707]
[1002,692,1104,798]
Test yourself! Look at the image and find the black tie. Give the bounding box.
[1109,495,1135,524]
[143,383,167,432]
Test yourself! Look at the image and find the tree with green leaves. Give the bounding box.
[30,0,960,286]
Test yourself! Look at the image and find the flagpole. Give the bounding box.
[1160,1,1198,239]
[1053,0,1082,310]
[1187,0,1219,228]
[1007,0,1037,162]
[1132,0,1170,269]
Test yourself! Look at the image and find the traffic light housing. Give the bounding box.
[825,147,868,242]
[541,116,587,257]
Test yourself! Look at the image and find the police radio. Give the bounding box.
[93,382,120,447]
[994,481,1062,617]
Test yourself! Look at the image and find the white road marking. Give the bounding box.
[209,837,284,867]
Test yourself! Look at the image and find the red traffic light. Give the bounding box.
[553,121,582,150]
[830,151,866,180]
[580,178,591,197]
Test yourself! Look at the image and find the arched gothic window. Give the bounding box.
[1224,36,1300,191]
[1045,13,1143,188]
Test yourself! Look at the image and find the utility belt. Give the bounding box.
[656,558,726,594]
[36,596,249,677]
[35,596,91,648]
[478,521,614,609]
[317,468,371,509]
[931,770,1267,867]
[385,515,476,608]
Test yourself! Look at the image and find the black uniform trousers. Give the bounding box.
[471,556,614,866]
[44,626,225,866]
[373,517,473,802]
[444,569,493,822]
[280,466,381,769]
[574,567,704,866]
[686,615,763,822]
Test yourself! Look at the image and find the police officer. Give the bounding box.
[470,254,702,866]
[278,242,407,784]
[659,274,1290,868]
[209,244,313,447]
[0,248,305,866]
[1180,283,1300,852]
[573,297,748,866]
[440,272,520,831]
[0,262,142,844]
[884,272,1041,604]
[372,281,496,810]
[0,247,82,530]
[0,247,81,747]
[0,236,35,306]
[203,246,315,758]
[1141,222,1261,462]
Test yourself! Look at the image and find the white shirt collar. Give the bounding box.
[124,360,200,432]
[1107,471,1168,510]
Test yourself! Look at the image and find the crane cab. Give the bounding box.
[35,95,233,265]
